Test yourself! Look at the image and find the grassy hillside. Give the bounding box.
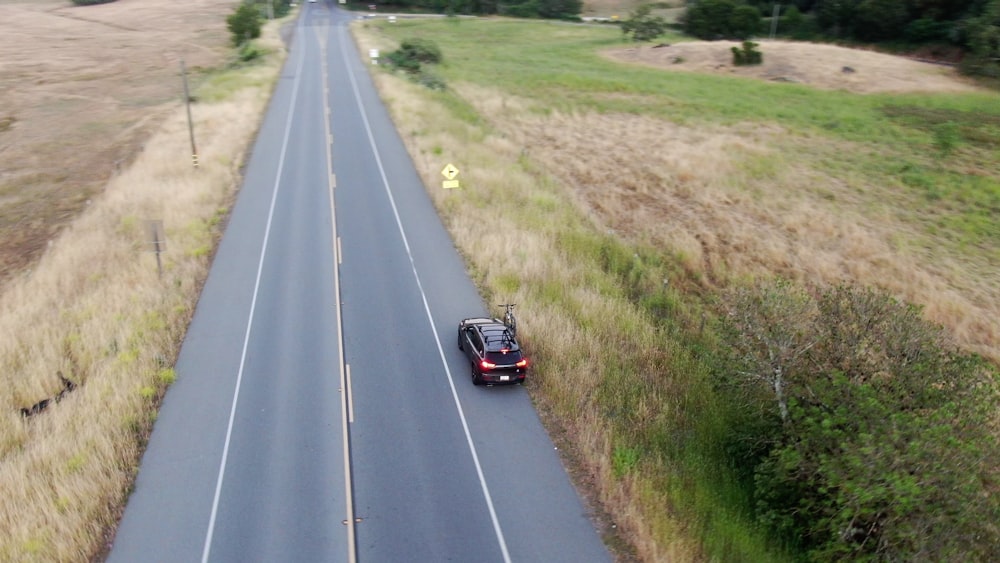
[352,17,1000,560]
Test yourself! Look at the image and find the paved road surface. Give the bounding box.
[110,5,610,562]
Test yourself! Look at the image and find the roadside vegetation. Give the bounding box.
[2,0,997,559]
[353,17,999,560]
[680,0,1000,78]
[343,0,583,19]
[0,9,291,561]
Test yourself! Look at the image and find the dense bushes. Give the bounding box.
[731,40,763,64]
[621,4,668,42]
[717,281,1000,559]
[347,0,581,19]
[695,0,1000,76]
[227,3,262,46]
[387,38,446,89]
[226,1,293,47]
[682,0,762,40]
[961,0,1000,77]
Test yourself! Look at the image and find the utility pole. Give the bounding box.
[180,58,199,168]
[769,4,781,39]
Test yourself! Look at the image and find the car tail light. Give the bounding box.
[480,360,496,370]
[516,359,528,368]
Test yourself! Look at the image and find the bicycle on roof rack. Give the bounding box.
[497,303,517,336]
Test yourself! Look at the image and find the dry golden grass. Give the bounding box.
[605,40,986,94]
[0,0,233,285]
[449,83,1000,364]
[0,9,288,560]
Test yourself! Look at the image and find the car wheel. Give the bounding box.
[471,362,482,386]
[457,329,464,351]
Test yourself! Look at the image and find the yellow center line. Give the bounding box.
[318,22,357,563]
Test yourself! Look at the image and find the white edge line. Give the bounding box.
[200,19,307,563]
[337,26,512,563]
[346,364,355,423]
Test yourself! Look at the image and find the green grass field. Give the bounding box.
[354,17,999,560]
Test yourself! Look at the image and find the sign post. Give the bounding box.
[145,220,166,278]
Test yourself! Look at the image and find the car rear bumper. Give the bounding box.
[481,372,525,385]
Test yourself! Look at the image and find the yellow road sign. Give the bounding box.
[441,163,459,180]
[443,180,460,189]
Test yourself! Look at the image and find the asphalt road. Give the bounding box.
[109,5,610,562]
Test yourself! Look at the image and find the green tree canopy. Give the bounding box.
[682,0,763,40]
[962,0,1000,76]
[227,3,262,47]
[720,281,1000,559]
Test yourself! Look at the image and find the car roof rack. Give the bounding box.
[482,327,517,349]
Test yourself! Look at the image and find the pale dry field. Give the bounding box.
[588,42,999,362]
[606,40,985,94]
[492,107,1000,362]
[0,0,232,284]
[0,0,289,559]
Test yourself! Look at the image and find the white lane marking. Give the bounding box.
[201,15,307,563]
[321,25,359,563]
[336,26,513,563]
[346,364,355,423]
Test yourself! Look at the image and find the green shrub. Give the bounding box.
[272,0,293,18]
[398,38,443,65]
[731,41,763,65]
[227,2,262,47]
[504,0,541,18]
[729,4,762,39]
[387,38,447,88]
[416,70,448,90]
[385,50,415,73]
[904,17,950,42]
[720,281,1000,559]
[238,43,263,63]
[960,0,1000,78]
[621,4,669,42]
[683,0,762,40]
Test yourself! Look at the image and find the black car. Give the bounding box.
[457,317,528,385]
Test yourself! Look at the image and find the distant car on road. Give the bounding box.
[457,317,528,385]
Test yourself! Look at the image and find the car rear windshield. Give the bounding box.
[485,350,523,365]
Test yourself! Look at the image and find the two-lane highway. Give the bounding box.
[110,5,610,562]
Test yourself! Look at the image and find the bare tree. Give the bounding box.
[723,278,818,424]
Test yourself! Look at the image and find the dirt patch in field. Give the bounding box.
[605,40,984,94]
[0,0,233,285]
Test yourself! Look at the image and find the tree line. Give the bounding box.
[345,0,583,19]
[681,0,1000,76]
